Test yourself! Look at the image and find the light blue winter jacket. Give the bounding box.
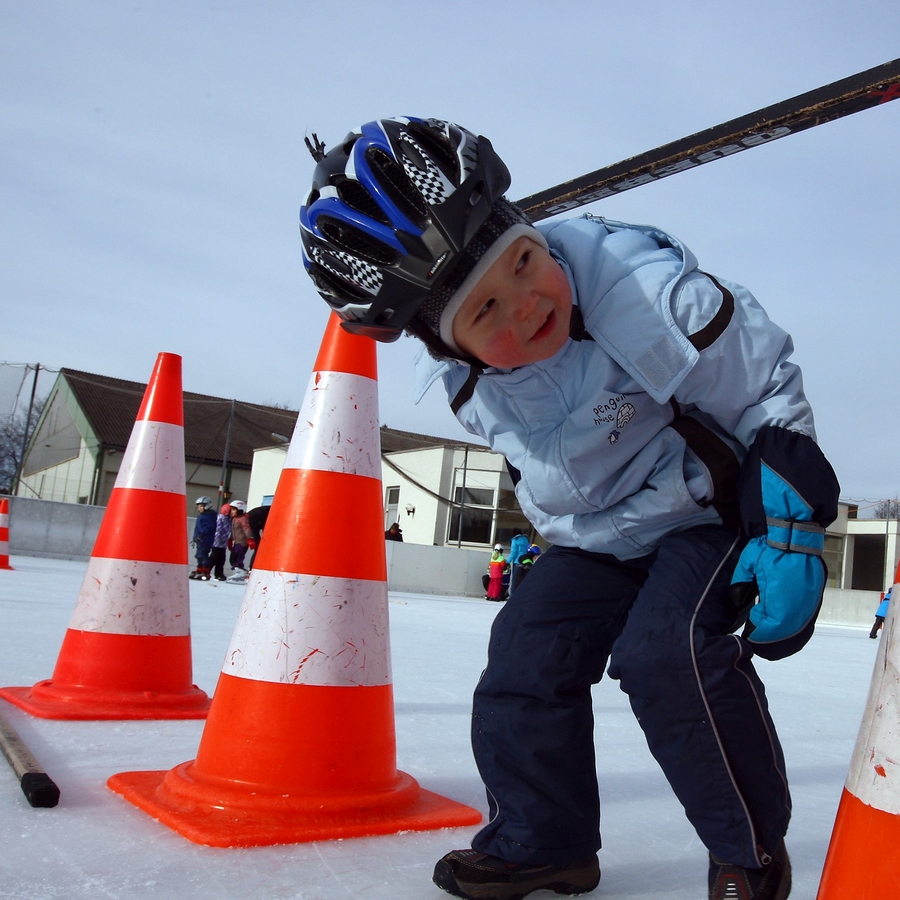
[414,216,816,560]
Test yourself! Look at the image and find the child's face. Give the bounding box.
[451,236,572,368]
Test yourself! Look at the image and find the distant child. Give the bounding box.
[247,504,271,569]
[486,544,506,602]
[870,586,892,638]
[226,500,252,582]
[516,548,537,586]
[507,530,530,595]
[208,504,232,582]
[189,496,217,580]
[300,117,840,900]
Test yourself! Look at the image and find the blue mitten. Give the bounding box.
[731,427,839,660]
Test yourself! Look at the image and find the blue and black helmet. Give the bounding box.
[300,117,513,343]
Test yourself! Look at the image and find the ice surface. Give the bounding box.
[0,556,878,899]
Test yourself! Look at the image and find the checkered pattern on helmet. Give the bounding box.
[398,132,453,206]
[313,246,383,295]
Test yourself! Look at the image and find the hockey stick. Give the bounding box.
[517,57,900,221]
[0,709,60,808]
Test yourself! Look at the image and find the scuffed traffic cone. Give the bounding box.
[0,353,209,720]
[0,498,13,570]
[817,580,900,899]
[107,315,481,846]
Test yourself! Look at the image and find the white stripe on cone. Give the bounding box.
[0,506,9,559]
[223,569,391,686]
[284,371,380,478]
[115,420,186,493]
[844,582,900,812]
[69,558,191,636]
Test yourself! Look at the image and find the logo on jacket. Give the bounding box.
[608,402,637,444]
[593,396,637,443]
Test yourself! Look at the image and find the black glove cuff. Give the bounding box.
[737,426,840,538]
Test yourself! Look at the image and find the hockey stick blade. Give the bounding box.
[517,57,900,221]
[0,710,60,808]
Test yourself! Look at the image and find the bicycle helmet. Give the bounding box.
[300,117,527,354]
[194,496,213,508]
[229,500,247,513]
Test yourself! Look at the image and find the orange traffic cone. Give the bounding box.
[0,497,13,570]
[0,353,210,720]
[817,579,900,898]
[108,315,481,846]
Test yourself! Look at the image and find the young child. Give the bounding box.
[870,585,892,638]
[226,500,252,583]
[189,496,217,580]
[209,504,232,581]
[299,117,840,900]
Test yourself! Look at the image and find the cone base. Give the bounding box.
[817,788,900,898]
[0,682,210,720]
[108,761,482,847]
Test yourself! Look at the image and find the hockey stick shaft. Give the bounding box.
[0,709,60,808]
[517,57,900,221]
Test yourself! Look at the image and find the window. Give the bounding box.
[823,534,844,588]
[385,485,400,529]
[448,486,494,545]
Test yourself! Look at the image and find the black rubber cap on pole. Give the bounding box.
[20,772,60,808]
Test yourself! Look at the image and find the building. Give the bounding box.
[14,366,899,591]
[16,367,298,507]
[248,426,535,550]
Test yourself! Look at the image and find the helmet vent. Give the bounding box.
[406,121,460,183]
[318,215,400,265]
[337,180,390,225]
[310,262,372,304]
[366,148,429,228]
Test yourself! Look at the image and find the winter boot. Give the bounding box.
[433,850,600,900]
[709,841,791,900]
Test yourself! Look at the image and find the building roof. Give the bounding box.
[379,425,479,454]
[60,368,299,469]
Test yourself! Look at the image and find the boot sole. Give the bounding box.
[432,860,600,900]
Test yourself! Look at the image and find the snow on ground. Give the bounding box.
[0,555,878,899]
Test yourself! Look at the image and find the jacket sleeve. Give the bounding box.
[669,271,840,659]
[669,271,816,444]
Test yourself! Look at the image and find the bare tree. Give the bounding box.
[0,397,45,494]
[874,496,900,519]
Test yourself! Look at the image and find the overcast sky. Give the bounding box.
[2,2,898,507]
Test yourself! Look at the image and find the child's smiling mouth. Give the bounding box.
[530,310,556,342]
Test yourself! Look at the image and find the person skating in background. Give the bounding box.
[247,504,271,569]
[515,547,538,587]
[507,530,530,596]
[385,522,404,542]
[300,116,840,900]
[485,544,506,602]
[870,585,892,638]
[208,504,232,582]
[226,500,252,583]
[189,496,217,581]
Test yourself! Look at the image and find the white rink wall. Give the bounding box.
[3,495,885,614]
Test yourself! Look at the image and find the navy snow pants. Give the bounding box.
[470,525,790,869]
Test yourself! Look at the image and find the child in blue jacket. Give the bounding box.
[190,496,217,580]
[870,586,892,638]
[299,117,839,900]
